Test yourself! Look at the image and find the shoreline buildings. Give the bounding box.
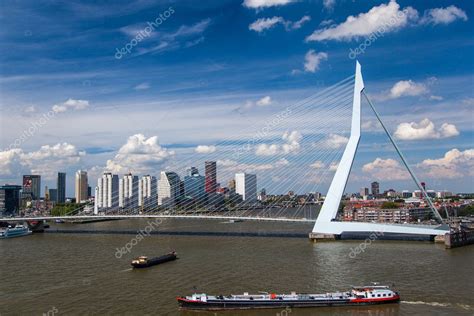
[205,161,217,194]
[139,175,157,207]
[119,173,139,209]
[96,173,119,209]
[184,167,205,201]
[235,173,257,202]
[57,172,66,203]
[0,185,22,216]
[158,171,181,206]
[75,170,88,203]
[22,175,41,200]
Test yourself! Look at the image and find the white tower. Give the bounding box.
[311,62,448,239]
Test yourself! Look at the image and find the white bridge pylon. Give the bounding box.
[312,61,449,237]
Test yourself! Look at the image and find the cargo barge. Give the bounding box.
[131,251,177,268]
[177,284,400,310]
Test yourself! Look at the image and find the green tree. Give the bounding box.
[381,201,398,209]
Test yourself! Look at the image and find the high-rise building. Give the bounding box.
[23,175,41,200]
[119,173,139,209]
[235,173,257,202]
[184,167,205,200]
[360,187,369,197]
[94,186,99,214]
[402,190,411,198]
[139,175,157,207]
[48,188,58,202]
[205,161,217,193]
[75,170,88,203]
[97,173,119,209]
[228,179,236,193]
[187,167,199,176]
[57,172,66,203]
[158,172,181,206]
[371,181,379,196]
[0,185,22,216]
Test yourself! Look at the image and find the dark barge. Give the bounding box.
[131,251,177,268]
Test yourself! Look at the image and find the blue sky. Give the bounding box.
[0,0,473,196]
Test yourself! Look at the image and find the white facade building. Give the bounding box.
[119,173,139,209]
[158,172,181,206]
[139,175,157,207]
[235,173,257,202]
[94,186,99,214]
[96,172,119,209]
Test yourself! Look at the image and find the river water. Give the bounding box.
[1,218,473,315]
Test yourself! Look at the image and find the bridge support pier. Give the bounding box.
[308,232,338,242]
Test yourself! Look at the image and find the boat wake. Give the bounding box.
[456,303,473,311]
[402,301,473,311]
[401,301,451,307]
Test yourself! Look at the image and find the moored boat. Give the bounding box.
[0,224,32,239]
[177,284,400,310]
[131,251,177,268]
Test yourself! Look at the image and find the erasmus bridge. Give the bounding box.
[3,62,449,239]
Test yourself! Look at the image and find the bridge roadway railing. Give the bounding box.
[1,214,316,223]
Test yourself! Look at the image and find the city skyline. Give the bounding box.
[1,2,472,315]
[1,0,473,195]
[15,166,462,202]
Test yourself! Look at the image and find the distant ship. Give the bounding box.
[177,284,400,310]
[0,224,32,239]
[131,251,177,268]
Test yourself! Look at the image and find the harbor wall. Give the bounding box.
[445,230,474,249]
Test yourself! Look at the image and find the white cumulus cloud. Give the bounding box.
[52,98,90,113]
[306,0,418,42]
[388,80,428,99]
[249,17,284,32]
[324,134,349,149]
[310,161,325,169]
[243,0,294,9]
[304,50,328,73]
[420,5,468,25]
[249,16,311,33]
[256,96,272,106]
[394,118,459,140]
[282,130,302,154]
[419,148,474,179]
[362,158,410,180]
[255,144,280,156]
[255,130,302,156]
[0,143,85,180]
[105,134,174,174]
[291,16,311,30]
[195,145,216,154]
